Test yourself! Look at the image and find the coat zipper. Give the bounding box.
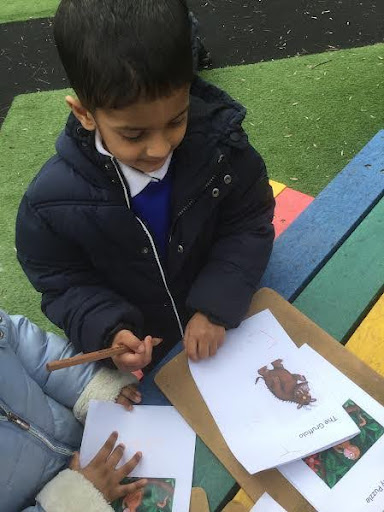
[169,173,217,243]
[0,404,74,457]
[111,157,184,338]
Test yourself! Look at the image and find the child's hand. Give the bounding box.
[111,330,159,372]
[116,385,142,411]
[70,432,146,503]
[184,312,225,361]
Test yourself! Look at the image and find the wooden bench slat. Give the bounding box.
[293,198,384,342]
[346,293,384,376]
[273,188,313,238]
[261,130,384,300]
[269,180,286,198]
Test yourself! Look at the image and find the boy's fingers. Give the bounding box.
[198,338,210,360]
[143,336,153,364]
[129,338,145,354]
[119,478,148,498]
[123,338,145,354]
[218,330,226,347]
[183,325,192,348]
[92,431,118,464]
[113,331,145,354]
[186,336,199,361]
[118,451,143,478]
[117,352,145,368]
[209,339,218,357]
[113,336,157,371]
[107,443,125,468]
[69,451,81,470]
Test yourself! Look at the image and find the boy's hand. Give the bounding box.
[184,312,225,361]
[70,432,146,503]
[116,385,142,411]
[111,330,161,372]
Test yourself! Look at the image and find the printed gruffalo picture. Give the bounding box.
[304,399,384,489]
[112,477,175,512]
[255,358,316,409]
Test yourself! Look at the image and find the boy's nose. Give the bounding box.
[146,133,171,159]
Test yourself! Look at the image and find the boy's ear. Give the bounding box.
[65,96,96,131]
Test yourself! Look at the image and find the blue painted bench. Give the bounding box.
[260,130,384,301]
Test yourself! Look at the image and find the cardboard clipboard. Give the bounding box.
[190,487,210,512]
[155,288,384,511]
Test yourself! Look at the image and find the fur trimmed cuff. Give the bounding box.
[36,469,113,512]
[73,367,138,423]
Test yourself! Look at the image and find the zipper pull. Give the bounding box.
[8,412,30,430]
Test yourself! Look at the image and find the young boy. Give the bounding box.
[16,0,275,373]
[0,309,146,512]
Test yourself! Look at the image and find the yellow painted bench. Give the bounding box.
[269,180,286,198]
[222,490,254,511]
[347,293,384,376]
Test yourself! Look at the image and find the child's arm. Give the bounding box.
[15,196,144,358]
[185,145,275,357]
[8,314,139,420]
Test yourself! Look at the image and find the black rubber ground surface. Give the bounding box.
[1,0,383,125]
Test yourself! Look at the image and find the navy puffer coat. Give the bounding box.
[16,77,275,367]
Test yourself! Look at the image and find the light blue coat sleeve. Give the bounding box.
[8,314,99,409]
[22,505,45,512]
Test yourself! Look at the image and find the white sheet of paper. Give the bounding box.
[80,402,196,512]
[280,345,384,512]
[251,492,287,511]
[189,310,359,474]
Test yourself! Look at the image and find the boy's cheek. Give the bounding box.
[173,122,188,149]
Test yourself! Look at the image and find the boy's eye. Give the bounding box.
[170,116,187,126]
[119,116,187,142]
[121,132,144,142]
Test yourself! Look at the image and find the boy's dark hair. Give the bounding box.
[54,0,193,110]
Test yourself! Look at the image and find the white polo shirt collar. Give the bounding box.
[95,130,172,197]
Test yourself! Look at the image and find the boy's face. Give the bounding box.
[68,85,190,173]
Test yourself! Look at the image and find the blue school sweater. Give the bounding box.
[95,132,172,259]
[131,172,172,259]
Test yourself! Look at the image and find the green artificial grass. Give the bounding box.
[202,44,384,196]
[0,89,71,331]
[1,44,384,324]
[0,0,58,23]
